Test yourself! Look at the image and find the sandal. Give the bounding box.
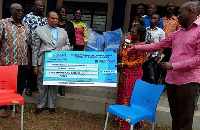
[195,103,198,111]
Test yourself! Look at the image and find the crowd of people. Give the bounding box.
[0,0,200,130]
[0,0,87,117]
[116,1,200,130]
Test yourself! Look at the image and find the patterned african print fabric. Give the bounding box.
[162,15,180,37]
[71,21,88,45]
[23,12,47,44]
[0,18,30,66]
[115,44,146,130]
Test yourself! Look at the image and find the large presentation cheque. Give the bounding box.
[43,51,117,87]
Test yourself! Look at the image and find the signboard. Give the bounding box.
[43,51,117,87]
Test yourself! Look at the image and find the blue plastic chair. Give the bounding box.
[104,79,165,130]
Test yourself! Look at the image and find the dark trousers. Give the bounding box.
[17,65,28,95]
[160,48,172,84]
[26,45,37,91]
[26,66,37,91]
[0,106,7,110]
[142,61,154,84]
[166,83,199,130]
[73,45,84,51]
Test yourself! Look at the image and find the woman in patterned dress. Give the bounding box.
[71,8,88,51]
[115,25,147,130]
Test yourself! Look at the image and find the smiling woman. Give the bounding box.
[71,8,88,51]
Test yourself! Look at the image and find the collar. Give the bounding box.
[163,15,177,20]
[32,11,45,17]
[193,19,200,25]
[146,26,159,31]
[145,15,151,19]
[10,17,24,26]
[181,19,200,30]
[48,25,57,30]
[142,15,147,18]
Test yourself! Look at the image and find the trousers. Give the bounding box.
[166,83,199,130]
[37,64,57,108]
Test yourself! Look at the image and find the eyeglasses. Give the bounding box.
[75,12,81,15]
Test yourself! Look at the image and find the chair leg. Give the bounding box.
[21,105,24,130]
[11,105,15,119]
[104,112,109,130]
[152,122,154,130]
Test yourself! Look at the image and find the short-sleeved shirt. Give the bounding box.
[146,27,165,57]
[71,21,88,45]
[0,18,30,66]
[23,12,47,44]
[162,15,180,37]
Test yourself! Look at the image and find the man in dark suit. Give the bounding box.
[32,11,70,114]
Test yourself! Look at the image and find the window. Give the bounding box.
[63,1,108,33]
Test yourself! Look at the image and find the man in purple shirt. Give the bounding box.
[127,2,199,130]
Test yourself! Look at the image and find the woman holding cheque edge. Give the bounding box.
[115,25,146,129]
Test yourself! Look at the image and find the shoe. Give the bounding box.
[59,92,65,96]
[58,86,65,96]
[195,103,198,111]
[25,89,32,96]
[49,108,55,114]
[35,108,42,115]
[0,109,7,118]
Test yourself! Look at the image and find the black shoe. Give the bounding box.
[49,108,55,114]
[35,108,42,115]
[58,86,65,96]
[59,92,65,96]
[195,103,198,111]
[25,89,32,96]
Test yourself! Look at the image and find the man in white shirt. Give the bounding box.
[144,13,165,84]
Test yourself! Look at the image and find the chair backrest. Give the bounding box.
[130,79,165,121]
[0,65,18,93]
